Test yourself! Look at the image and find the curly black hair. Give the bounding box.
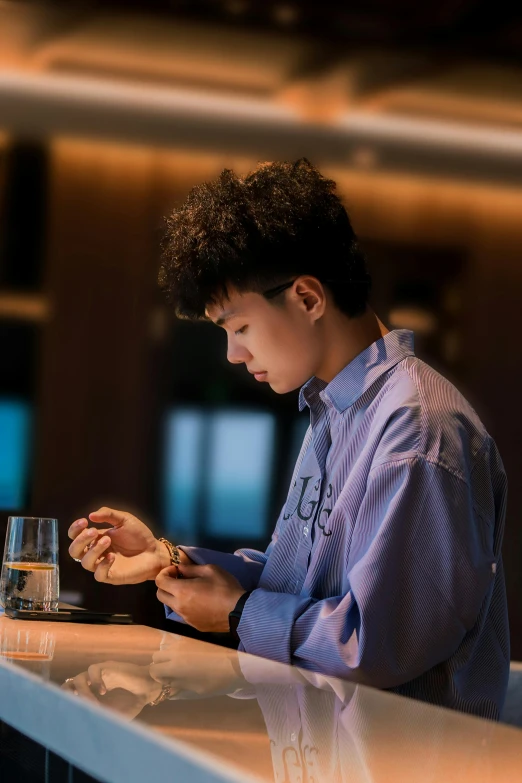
[159,158,371,320]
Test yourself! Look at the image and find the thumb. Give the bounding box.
[176,563,211,579]
[89,507,127,528]
[162,565,182,580]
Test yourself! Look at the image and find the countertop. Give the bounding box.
[0,612,521,783]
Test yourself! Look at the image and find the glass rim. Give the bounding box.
[7,516,58,523]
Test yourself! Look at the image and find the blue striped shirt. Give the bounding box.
[171,329,510,719]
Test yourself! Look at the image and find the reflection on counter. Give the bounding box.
[0,616,55,679]
[56,630,522,783]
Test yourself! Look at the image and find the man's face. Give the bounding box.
[205,282,324,394]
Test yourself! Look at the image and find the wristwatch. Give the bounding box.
[229,591,252,641]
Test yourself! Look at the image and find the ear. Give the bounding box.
[292,276,326,322]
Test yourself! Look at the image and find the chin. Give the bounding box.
[268,379,284,394]
[269,378,301,395]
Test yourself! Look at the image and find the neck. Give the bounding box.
[315,307,389,383]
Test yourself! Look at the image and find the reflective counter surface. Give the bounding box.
[0,614,521,783]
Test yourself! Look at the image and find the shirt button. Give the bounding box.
[290,733,297,742]
[303,526,309,537]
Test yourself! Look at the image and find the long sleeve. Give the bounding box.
[165,505,285,624]
[177,546,266,590]
[164,546,266,624]
[237,455,497,688]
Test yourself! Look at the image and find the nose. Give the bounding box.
[226,334,251,365]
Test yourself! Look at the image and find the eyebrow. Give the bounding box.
[213,310,242,327]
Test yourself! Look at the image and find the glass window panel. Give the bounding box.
[206,412,275,538]
[0,399,32,509]
[163,408,204,539]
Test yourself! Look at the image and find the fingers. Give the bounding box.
[61,674,99,703]
[155,567,188,595]
[88,507,128,528]
[155,563,211,588]
[68,527,102,560]
[148,661,179,683]
[68,518,88,541]
[155,565,180,587]
[151,651,174,664]
[68,507,129,543]
[177,563,216,578]
[87,663,107,695]
[78,535,112,572]
[155,562,213,598]
[61,679,78,695]
[156,587,177,609]
[94,553,116,583]
[151,641,189,664]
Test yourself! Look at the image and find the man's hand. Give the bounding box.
[149,636,245,697]
[67,506,191,585]
[156,563,245,633]
[61,661,162,720]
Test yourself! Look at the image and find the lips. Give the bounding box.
[250,370,268,381]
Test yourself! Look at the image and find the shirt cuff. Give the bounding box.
[164,605,187,624]
[237,588,312,665]
[178,546,265,591]
[236,649,308,686]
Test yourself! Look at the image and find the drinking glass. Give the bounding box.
[0,517,59,611]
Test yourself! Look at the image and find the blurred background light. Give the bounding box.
[0,399,32,510]
[207,411,275,538]
[164,408,205,541]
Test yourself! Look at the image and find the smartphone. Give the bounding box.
[5,608,133,624]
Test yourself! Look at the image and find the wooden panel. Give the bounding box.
[31,139,164,624]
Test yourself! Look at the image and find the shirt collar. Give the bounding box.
[298,329,415,414]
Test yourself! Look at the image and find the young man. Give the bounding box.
[68,159,509,719]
